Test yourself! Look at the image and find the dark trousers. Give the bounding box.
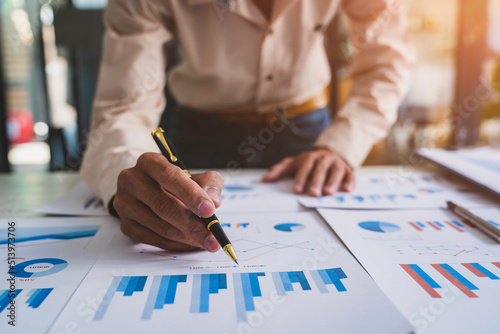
[165,106,331,169]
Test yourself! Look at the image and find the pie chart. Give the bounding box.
[274,223,306,232]
[9,258,68,278]
[358,221,401,233]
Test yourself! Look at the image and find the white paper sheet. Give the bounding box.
[218,174,302,213]
[318,207,500,334]
[0,217,119,333]
[37,181,108,216]
[299,171,497,209]
[49,211,412,334]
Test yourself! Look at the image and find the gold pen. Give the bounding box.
[152,127,239,264]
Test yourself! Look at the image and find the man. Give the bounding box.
[81,0,414,253]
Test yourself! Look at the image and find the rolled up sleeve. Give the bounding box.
[79,0,173,205]
[315,0,416,168]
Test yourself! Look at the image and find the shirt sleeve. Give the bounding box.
[315,0,416,168]
[79,0,173,205]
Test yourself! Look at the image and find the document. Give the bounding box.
[49,211,412,334]
[37,181,108,216]
[0,217,119,333]
[299,171,496,209]
[218,173,303,213]
[318,207,500,334]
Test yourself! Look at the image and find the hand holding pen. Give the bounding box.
[112,139,226,254]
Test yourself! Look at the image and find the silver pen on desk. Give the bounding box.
[447,201,500,243]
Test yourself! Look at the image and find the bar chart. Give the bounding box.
[408,220,466,232]
[93,268,349,322]
[400,262,500,298]
[0,288,54,313]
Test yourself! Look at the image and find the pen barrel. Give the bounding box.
[201,214,231,247]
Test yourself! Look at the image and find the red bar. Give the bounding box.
[431,264,478,298]
[400,264,441,298]
[428,222,441,230]
[493,262,500,269]
[445,221,464,232]
[462,263,486,277]
[409,222,423,231]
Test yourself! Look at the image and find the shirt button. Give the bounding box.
[265,74,273,81]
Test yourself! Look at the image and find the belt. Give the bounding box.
[213,87,330,124]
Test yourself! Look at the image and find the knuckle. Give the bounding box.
[117,168,135,188]
[137,152,157,167]
[154,197,177,219]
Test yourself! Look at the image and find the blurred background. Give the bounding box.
[0,0,499,173]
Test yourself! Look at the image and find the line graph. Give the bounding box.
[392,244,491,257]
[140,237,315,264]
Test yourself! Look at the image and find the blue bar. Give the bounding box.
[84,197,97,209]
[439,264,478,290]
[403,194,416,199]
[249,273,264,297]
[387,195,397,202]
[417,222,426,228]
[292,271,311,291]
[232,273,247,322]
[199,274,210,312]
[136,276,147,292]
[94,276,120,320]
[165,275,180,304]
[334,196,345,203]
[409,264,441,288]
[325,268,347,292]
[288,271,299,283]
[279,271,293,291]
[27,288,53,308]
[318,269,333,285]
[154,276,170,309]
[209,274,219,293]
[310,270,328,293]
[142,276,162,320]
[435,222,445,227]
[124,276,140,296]
[26,289,35,298]
[218,274,227,290]
[452,220,464,227]
[271,272,286,296]
[0,289,22,313]
[470,263,499,280]
[334,268,347,280]
[26,288,43,306]
[241,274,255,311]
[190,275,201,313]
[352,196,364,202]
[116,276,131,292]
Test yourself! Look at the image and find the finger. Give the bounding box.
[293,155,316,194]
[137,153,215,217]
[324,162,346,194]
[341,168,356,192]
[192,171,224,208]
[308,156,332,197]
[120,218,200,252]
[262,157,294,182]
[117,173,218,251]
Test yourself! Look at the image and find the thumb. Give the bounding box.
[192,171,224,208]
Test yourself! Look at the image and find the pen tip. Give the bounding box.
[235,260,239,265]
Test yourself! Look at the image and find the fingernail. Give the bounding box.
[206,188,220,205]
[198,200,214,217]
[204,235,219,252]
[295,185,303,193]
[310,186,320,196]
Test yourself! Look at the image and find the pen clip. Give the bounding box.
[151,128,178,163]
